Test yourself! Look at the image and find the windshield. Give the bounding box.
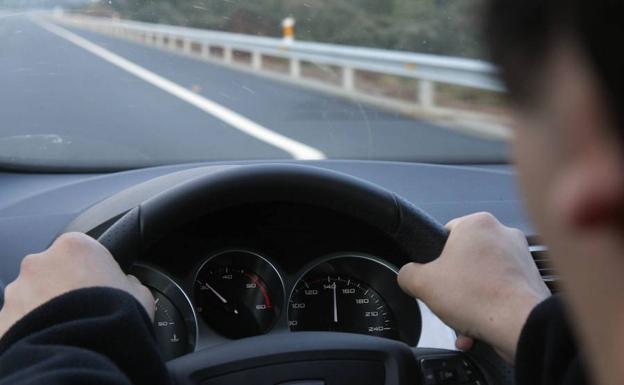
[1,0,509,171]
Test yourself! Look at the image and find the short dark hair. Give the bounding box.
[484,0,623,126]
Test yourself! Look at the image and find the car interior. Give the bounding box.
[0,160,553,385]
[1,2,556,384]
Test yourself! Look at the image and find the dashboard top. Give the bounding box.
[0,160,530,285]
[0,160,527,383]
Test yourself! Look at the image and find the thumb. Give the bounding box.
[397,262,431,300]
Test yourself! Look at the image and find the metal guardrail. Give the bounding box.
[51,13,509,138]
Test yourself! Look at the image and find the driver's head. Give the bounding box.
[484,0,624,382]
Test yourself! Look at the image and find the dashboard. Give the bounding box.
[135,251,421,361]
[120,203,454,359]
[0,160,531,384]
[125,201,432,360]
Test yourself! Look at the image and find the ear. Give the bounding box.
[545,42,624,229]
[552,150,624,229]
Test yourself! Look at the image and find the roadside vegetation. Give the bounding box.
[79,0,486,59]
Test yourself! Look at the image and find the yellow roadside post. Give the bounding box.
[282,16,295,44]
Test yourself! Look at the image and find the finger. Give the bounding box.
[127,275,156,321]
[397,262,429,299]
[51,232,94,250]
[445,217,462,231]
[127,274,141,285]
[0,316,11,342]
[446,212,500,231]
[445,219,458,230]
[143,294,156,321]
[51,232,114,260]
[127,275,154,310]
[455,334,474,351]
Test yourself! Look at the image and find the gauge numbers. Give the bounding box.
[193,250,283,339]
[194,266,277,339]
[288,275,397,339]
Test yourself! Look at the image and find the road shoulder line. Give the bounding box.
[33,18,326,160]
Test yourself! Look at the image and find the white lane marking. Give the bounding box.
[34,19,326,160]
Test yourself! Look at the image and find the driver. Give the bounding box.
[1,0,621,385]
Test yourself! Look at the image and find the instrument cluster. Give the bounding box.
[135,249,423,360]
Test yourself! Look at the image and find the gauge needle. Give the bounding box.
[199,281,239,315]
[332,282,338,323]
[203,282,229,304]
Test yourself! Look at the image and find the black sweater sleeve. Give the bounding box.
[0,287,171,385]
[515,295,589,385]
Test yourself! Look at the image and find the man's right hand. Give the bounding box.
[398,212,550,363]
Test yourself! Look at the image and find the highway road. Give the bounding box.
[0,13,507,170]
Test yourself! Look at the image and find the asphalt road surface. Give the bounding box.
[0,13,507,170]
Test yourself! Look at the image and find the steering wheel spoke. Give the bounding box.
[166,332,418,385]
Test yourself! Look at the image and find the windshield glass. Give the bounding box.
[1,0,509,171]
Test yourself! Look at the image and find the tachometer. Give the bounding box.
[288,275,398,339]
[193,250,283,339]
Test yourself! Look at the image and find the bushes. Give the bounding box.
[81,0,486,58]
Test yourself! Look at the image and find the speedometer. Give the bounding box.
[286,254,422,345]
[288,275,398,339]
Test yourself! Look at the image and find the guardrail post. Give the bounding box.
[290,58,301,78]
[252,50,262,71]
[343,67,355,92]
[223,46,233,64]
[201,44,210,60]
[418,80,435,110]
[169,35,177,50]
[183,39,192,54]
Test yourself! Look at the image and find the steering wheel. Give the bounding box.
[96,163,513,385]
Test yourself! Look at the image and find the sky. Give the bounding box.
[0,0,91,9]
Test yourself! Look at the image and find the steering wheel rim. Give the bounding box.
[97,163,448,272]
[96,163,513,385]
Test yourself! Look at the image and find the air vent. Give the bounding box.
[529,243,558,291]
